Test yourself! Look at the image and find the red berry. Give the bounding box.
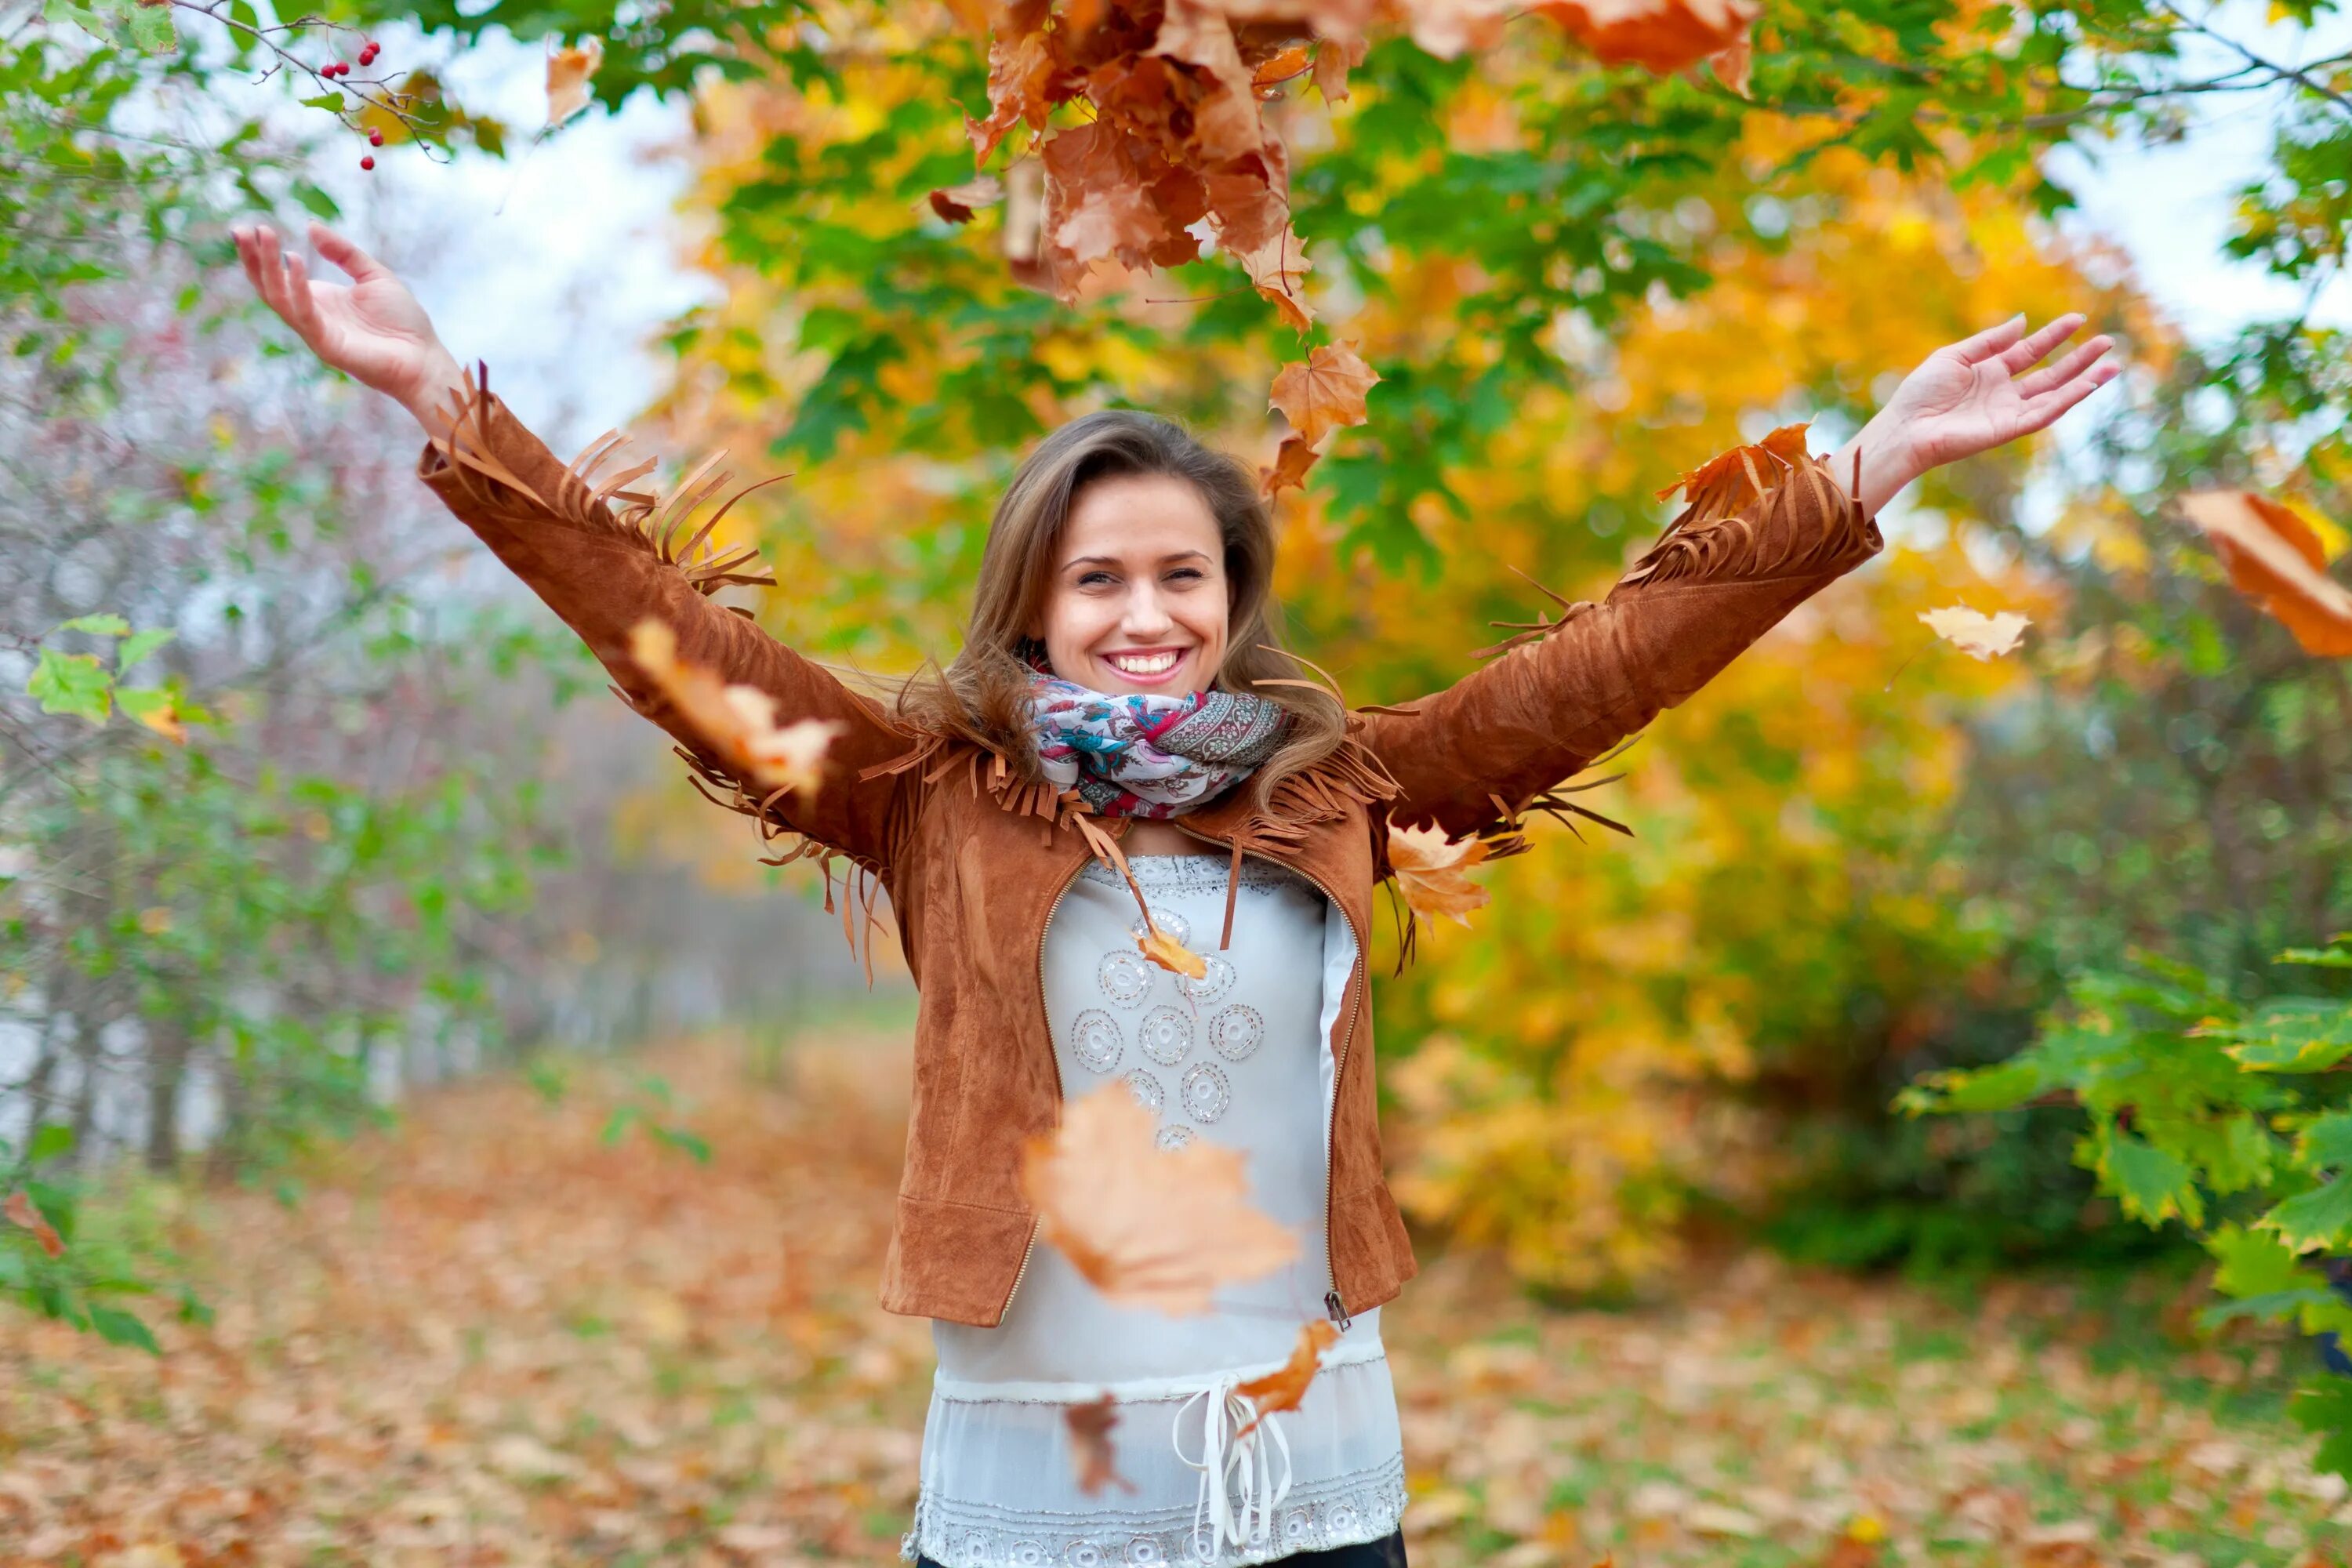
[368,128,384,147]
[359,44,378,64]
[360,155,375,171]
[329,60,347,75]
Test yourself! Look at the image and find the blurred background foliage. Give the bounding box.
[4,0,2349,1355]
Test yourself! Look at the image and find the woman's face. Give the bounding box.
[1030,472,1230,698]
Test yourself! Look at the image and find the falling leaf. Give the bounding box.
[1396,0,1521,59]
[1065,1393,1139,1495]
[1532,0,1762,75]
[546,36,603,131]
[927,176,1005,224]
[2179,491,2352,657]
[1136,924,1208,980]
[5,1190,64,1258]
[1918,607,2031,661]
[1269,342,1381,449]
[1020,1083,1298,1314]
[1387,822,1494,927]
[1653,421,1810,518]
[1706,29,1752,94]
[627,620,844,797]
[1233,1319,1339,1436]
[1260,435,1319,499]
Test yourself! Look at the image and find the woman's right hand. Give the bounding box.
[230,219,468,433]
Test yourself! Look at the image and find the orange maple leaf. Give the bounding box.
[1653,420,1812,521]
[545,37,602,131]
[1234,1319,1340,1437]
[5,1190,64,1258]
[1269,341,1381,449]
[1532,0,1761,75]
[1387,821,1494,927]
[1020,1084,1298,1315]
[1260,434,1320,499]
[1064,1392,1140,1496]
[2178,491,2352,657]
[627,620,844,797]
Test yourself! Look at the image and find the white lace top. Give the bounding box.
[905,852,1406,1568]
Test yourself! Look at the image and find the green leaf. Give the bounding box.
[25,1125,74,1166]
[2291,1380,2352,1483]
[654,1125,711,1163]
[2260,1178,2352,1255]
[122,0,176,54]
[1909,1058,2050,1114]
[2208,1221,2306,1302]
[299,92,347,113]
[56,613,130,637]
[2300,1111,2352,1174]
[2096,1128,2202,1229]
[2225,997,2352,1073]
[89,1305,160,1356]
[27,650,113,724]
[289,180,341,222]
[117,629,174,670]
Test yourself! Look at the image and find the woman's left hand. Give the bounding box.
[1829,312,2119,515]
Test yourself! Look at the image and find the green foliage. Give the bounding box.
[1904,935,2352,1472]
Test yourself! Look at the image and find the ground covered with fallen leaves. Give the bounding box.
[4,1027,2347,1566]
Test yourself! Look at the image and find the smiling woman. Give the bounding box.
[227,213,2113,1567]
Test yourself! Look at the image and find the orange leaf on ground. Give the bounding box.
[1136,925,1208,981]
[1269,342,1380,449]
[1532,0,1760,74]
[627,620,844,797]
[1653,420,1810,517]
[1260,435,1319,498]
[1234,1319,1339,1436]
[1020,1084,1298,1315]
[1388,822,1494,927]
[545,37,602,130]
[1065,1392,1139,1496]
[5,1190,64,1258]
[1918,607,2031,661]
[2179,491,2352,657]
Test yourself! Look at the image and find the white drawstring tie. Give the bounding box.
[1172,1373,1293,1553]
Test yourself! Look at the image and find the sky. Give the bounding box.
[315,6,2347,470]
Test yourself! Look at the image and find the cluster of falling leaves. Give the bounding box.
[928,0,1758,497]
[626,620,845,799]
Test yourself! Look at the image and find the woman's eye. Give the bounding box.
[1167,568,1205,585]
[1078,571,1116,588]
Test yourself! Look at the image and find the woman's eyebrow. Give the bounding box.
[1062,550,1214,568]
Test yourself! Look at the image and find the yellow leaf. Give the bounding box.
[1918,606,2031,661]
[2180,490,2352,657]
[628,619,845,795]
[1388,822,1494,927]
[546,37,602,132]
[1135,924,1207,980]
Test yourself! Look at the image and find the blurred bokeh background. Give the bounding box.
[5,0,2351,1561]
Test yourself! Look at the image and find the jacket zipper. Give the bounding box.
[996,844,1088,1324]
[1170,822,1365,1331]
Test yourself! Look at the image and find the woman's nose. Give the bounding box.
[1120,583,1174,637]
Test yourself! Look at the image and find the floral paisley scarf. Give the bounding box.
[1028,671,1294,818]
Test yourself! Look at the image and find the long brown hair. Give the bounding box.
[892,408,1346,808]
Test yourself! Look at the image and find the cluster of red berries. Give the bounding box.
[326,38,385,169]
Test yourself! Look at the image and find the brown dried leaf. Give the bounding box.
[1136,925,1209,980]
[5,1189,64,1258]
[1065,1393,1139,1495]
[2179,491,2352,657]
[1707,28,1753,94]
[927,176,1005,224]
[1388,821,1494,927]
[1233,1319,1339,1436]
[545,37,603,132]
[1532,0,1761,74]
[1269,341,1380,449]
[1260,435,1320,498]
[1918,607,2031,662]
[627,620,844,797]
[1653,421,1811,519]
[1150,0,1267,161]
[1021,1084,1298,1314]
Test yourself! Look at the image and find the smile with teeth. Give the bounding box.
[1105,648,1185,676]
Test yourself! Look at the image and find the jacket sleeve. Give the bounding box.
[1353,448,1884,840]
[413,368,925,872]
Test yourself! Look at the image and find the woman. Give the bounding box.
[231,218,2115,1568]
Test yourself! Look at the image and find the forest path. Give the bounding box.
[2,1030,2343,1566]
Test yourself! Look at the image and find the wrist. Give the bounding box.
[1826,421,1921,516]
[401,347,470,434]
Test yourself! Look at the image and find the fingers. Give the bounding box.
[310,220,390,285]
[1950,312,2027,363]
[283,249,326,341]
[1996,311,2085,374]
[2012,332,2111,399]
[2018,357,2120,429]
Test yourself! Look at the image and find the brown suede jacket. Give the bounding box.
[416,376,1883,1328]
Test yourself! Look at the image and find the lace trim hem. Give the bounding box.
[901,1451,1407,1567]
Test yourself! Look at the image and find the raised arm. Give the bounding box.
[1359,311,2118,839]
[230,220,927,871]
